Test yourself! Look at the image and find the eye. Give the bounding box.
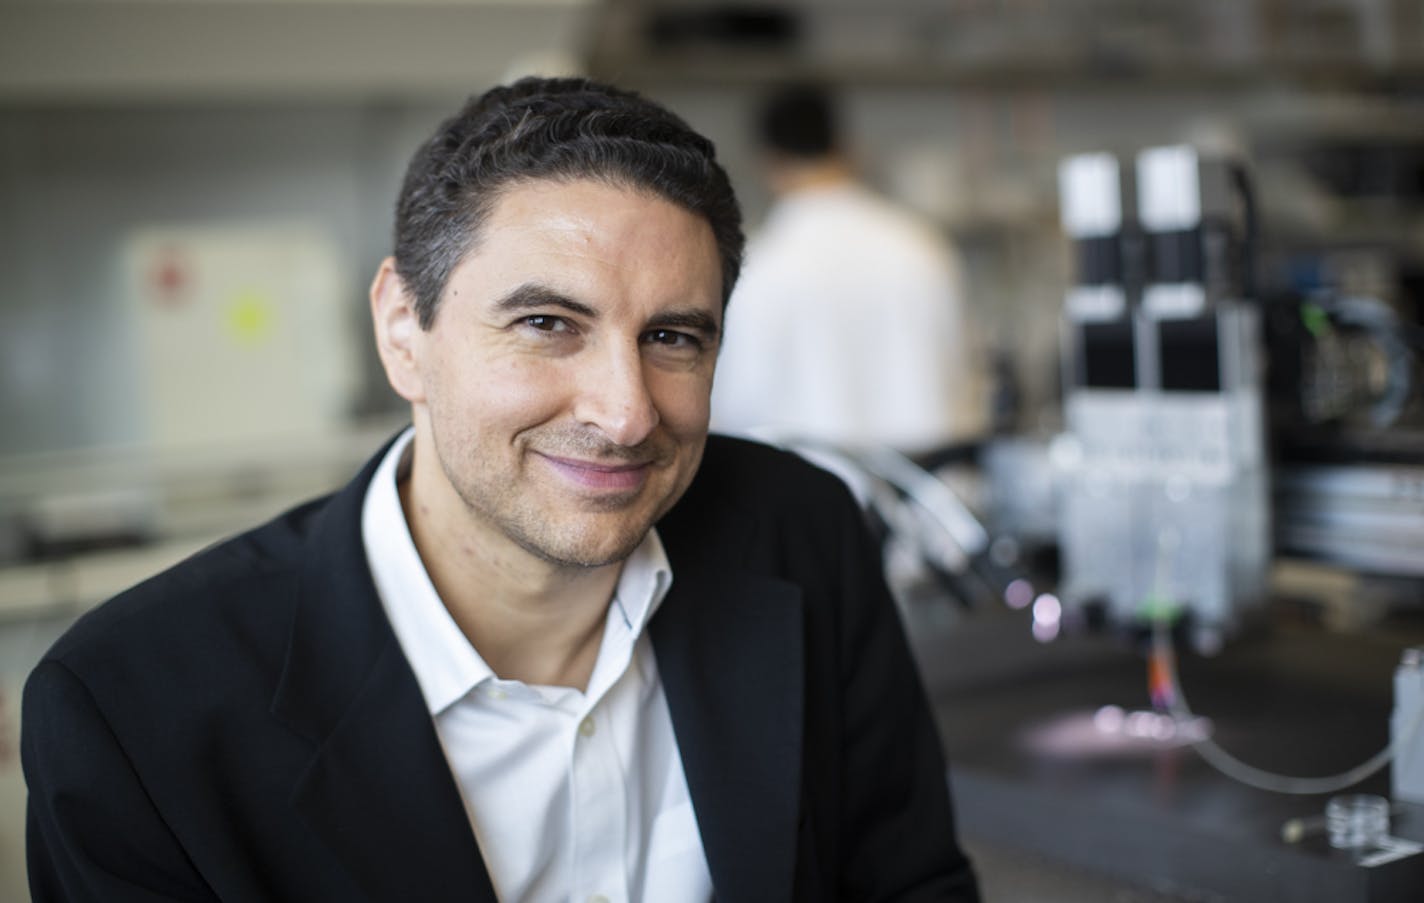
[523,315,571,333]
[643,329,702,350]
[516,314,581,340]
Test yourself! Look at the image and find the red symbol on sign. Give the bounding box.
[149,247,191,309]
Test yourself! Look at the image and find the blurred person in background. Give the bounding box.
[22,77,979,902]
[713,83,984,457]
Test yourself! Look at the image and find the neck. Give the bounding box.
[769,155,855,196]
[400,439,621,692]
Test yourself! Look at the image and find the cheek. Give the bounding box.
[480,357,577,427]
[652,371,714,435]
[425,350,568,432]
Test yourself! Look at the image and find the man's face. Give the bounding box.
[384,178,723,570]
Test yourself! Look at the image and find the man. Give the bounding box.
[23,78,979,902]
[712,83,983,455]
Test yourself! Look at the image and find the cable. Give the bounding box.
[759,434,1013,610]
[1151,615,1422,795]
[1322,294,1414,428]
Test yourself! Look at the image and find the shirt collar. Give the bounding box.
[360,427,674,715]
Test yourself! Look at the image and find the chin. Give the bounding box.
[515,520,650,570]
[528,540,645,571]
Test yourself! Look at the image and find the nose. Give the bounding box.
[573,340,660,447]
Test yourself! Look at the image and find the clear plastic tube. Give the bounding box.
[1152,618,1418,795]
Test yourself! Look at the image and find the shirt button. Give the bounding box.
[487,687,506,700]
[588,896,609,903]
[579,716,597,738]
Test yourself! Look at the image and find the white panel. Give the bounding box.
[1065,284,1126,321]
[1136,144,1201,232]
[124,223,358,450]
[1142,282,1206,319]
[1058,152,1121,237]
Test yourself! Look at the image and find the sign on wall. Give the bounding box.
[124,223,359,451]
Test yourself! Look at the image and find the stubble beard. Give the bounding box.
[468,479,650,570]
[437,426,689,571]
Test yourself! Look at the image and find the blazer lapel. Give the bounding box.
[651,562,806,903]
[270,443,498,903]
[268,433,807,902]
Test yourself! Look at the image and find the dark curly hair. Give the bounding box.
[393,77,745,329]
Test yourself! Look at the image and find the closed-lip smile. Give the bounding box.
[535,452,653,492]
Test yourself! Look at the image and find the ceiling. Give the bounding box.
[587,0,1424,89]
[0,0,594,104]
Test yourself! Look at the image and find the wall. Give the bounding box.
[649,80,1424,429]
[0,102,453,455]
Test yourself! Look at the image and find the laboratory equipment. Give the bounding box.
[1056,145,1271,649]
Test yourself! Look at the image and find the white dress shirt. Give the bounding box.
[712,181,985,454]
[361,429,713,903]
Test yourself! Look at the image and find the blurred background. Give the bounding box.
[3,1,1424,900]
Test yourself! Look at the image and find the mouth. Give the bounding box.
[535,452,654,494]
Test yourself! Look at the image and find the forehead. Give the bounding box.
[449,177,723,317]
[470,178,718,280]
[435,178,724,330]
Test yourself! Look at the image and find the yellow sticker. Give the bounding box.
[224,290,276,345]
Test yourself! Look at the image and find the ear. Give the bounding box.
[370,257,426,404]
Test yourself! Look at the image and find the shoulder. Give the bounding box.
[41,493,331,676]
[689,434,856,512]
[834,186,960,264]
[661,435,865,567]
[38,431,406,676]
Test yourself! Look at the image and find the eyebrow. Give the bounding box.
[494,283,597,318]
[495,282,722,337]
[649,309,722,339]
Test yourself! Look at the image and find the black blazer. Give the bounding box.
[23,434,979,902]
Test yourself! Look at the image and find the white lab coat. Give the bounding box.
[712,182,982,455]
